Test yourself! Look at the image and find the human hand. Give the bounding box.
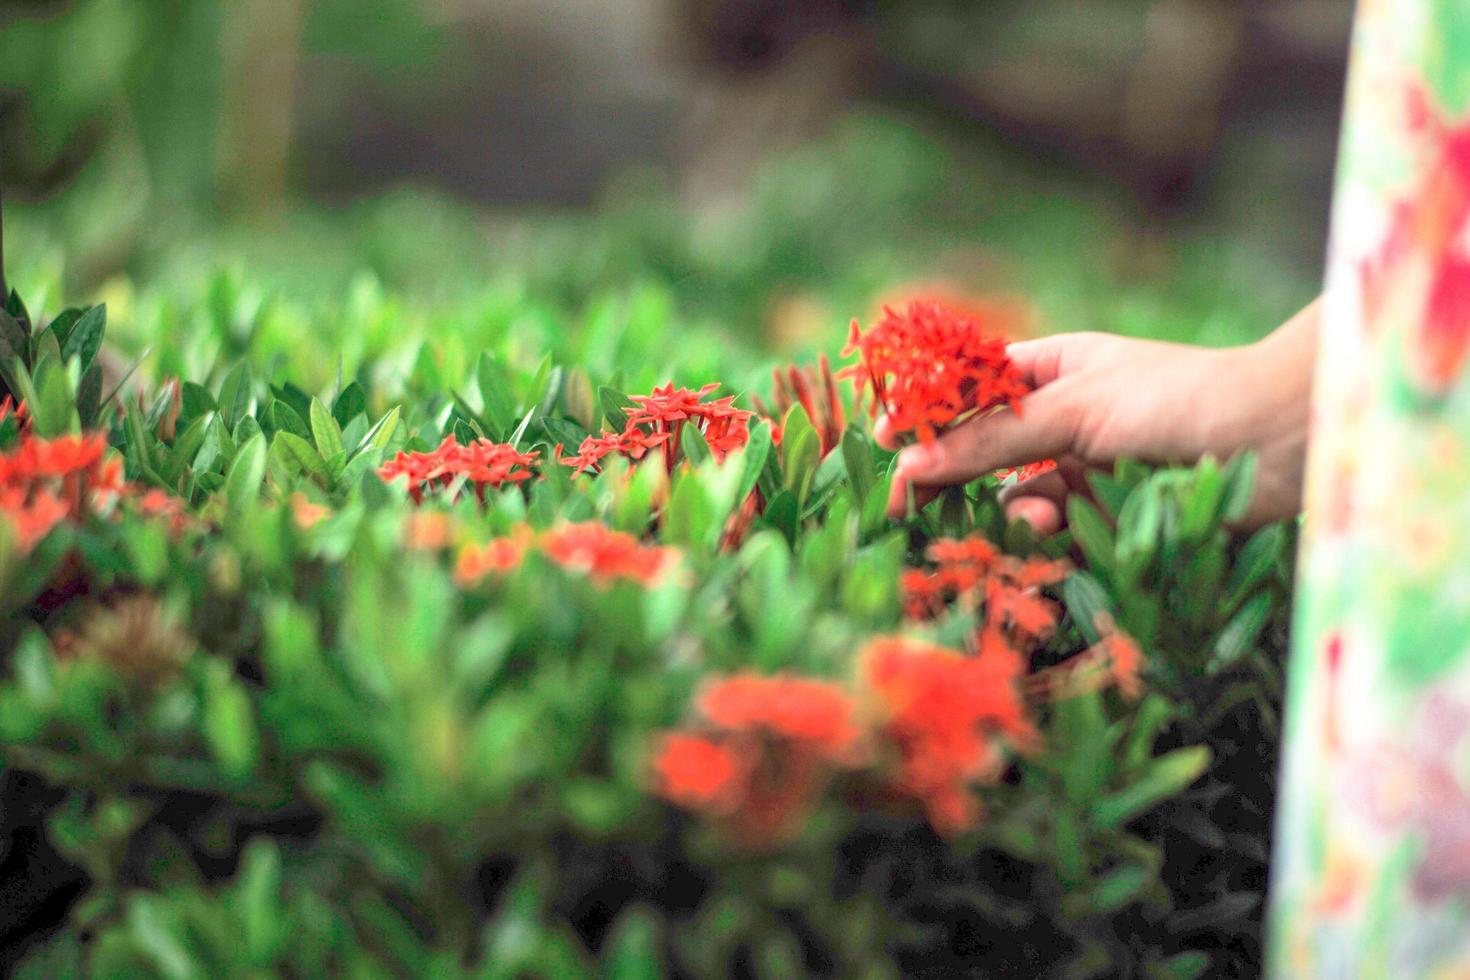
[876,301,1320,532]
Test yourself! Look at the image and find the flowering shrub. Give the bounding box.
[0,283,1293,977]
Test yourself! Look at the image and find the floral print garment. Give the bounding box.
[1268,0,1470,976]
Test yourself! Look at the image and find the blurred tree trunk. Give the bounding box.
[217,0,305,208]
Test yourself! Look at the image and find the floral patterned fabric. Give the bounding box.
[1268,0,1470,975]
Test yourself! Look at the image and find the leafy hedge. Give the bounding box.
[0,284,1292,978]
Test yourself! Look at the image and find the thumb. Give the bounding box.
[886,381,1082,516]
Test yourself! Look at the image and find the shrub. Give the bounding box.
[0,284,1292,978]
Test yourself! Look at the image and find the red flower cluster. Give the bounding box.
[901,534,1067,641]
[654,633,1038,841]
[559,426,669,477]
[750,356,846,457]
[862,636,1034,834]
[563,383,753,476]
[540,521,680,586]
[843,300,1031,444]
[0,428,122,553]
[379,436,538,503]
[455,521,679,588]
[455,527,533,585]
[654,673,864,844]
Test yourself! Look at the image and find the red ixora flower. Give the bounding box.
[539,521,679,587]
[900,533,1067,641]
[0,430,123,554]
[559,426,670,477]
[379,435,538,503]
[842,300,1031,444]
[697,673,864,761]
[861,635,1035,835]
[654,673,863,845]
[454,528,533,585]
[653,733,748,812]
[563,383,754,476]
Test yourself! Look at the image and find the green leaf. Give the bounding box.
[1086,470,1132,519]
[181,381,217,423]
[332,381,367,428]
[1115,485,1162,571]
[1067,496,1115,580]
[225,433,268,507]
[218,362,254,431]
[203,665,260,780]
[1091,865,1151,913]
[1210,593,1272,673]
[1054,692,1111,803]
[1222,452,1258,523]
[60,304,106,373]
[164,414,210,483]
[542,417,589,452]
[478,353,517,437]
[1091,745,1211,828]
[32,358,79,436]
[762,489,800,547]
[527,352,555,410]
[1226,523,1286,608]
[270,399,311,441]
[1180,455,1224,539]
[679,422,711,468]
[274,432,332,487]
[841,427,875,506]
[350,406,401,460]
[603,906,664,980]
[76,364,103,429]
[780,404,820,505]
[0,308,28,364]
[309,397,344,460]
[735,420,773,506]
[124,400,167,486]
[1062,572,1113,643]
[599,385,637,430]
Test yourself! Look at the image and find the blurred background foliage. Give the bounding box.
[0,0,1348,350]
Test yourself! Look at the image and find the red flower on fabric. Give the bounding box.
[842,300,1031,444]
[1360,85,1470,393]
[379,436,538,503]
[862,635,1035,834]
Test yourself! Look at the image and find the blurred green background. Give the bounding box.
[0,0,1348,359]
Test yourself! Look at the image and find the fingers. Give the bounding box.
[883,383,1081,521]
[892,382,1080,493]
[873,414,901,451]
[1004,335,1074,388]
[1005,496,1064,536]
